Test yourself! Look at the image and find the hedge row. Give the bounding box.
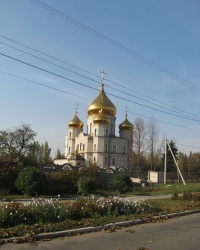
[11,166,132,196]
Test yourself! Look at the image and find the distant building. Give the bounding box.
[148,171,164,183]
[54,70,134,173]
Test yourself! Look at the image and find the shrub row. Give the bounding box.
[0,196,158,228]
[171,192,200,201]
[14,167,132,196]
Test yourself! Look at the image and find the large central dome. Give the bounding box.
[87,84,116,116]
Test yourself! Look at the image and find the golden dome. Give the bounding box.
[119,114,134,131]
[68,113,84,129]
[93,110,110,125]
[87,84,116,117]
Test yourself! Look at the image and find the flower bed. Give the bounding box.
[0,196,159,228]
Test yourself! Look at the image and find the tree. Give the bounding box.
[187,152,200,182]
[155,134,166,171]
[55,148,65,159]
[162,140,179,180]
[77,176,93,195]
[15,166,47,196]
[24,141,43,166]
[24,141,53,166]
[0,162,19,194]
[133,117,146,177]
[42,141,51,163]
[146,118,159,171]
[45,171,78,195]
[110,174,132,194]
[178,151,188,180]
[0,124,36,164]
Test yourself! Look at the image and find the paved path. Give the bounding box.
[1,212,200,250]
[122,194,171,202]
[0,194,172,205]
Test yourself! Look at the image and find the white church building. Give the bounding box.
[54,75,134,172]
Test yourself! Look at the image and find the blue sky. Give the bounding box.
[0,0,199,157]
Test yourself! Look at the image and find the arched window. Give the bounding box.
[90,122,92,133]
[112,157,116,165]
[68,146,70,153]
[69,132,72,138]
[113,145,116,153]
[95,129,97,136]
[94,156,96,162]
[80,143,82,151]
[111,123,113,134]
[94,144,97,151]
[105,157,107,164]
[105,144,108,152]
[106,129,108,136]
[83,144,85,151]
[123,146,126,153]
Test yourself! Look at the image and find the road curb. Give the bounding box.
[1,209,200,244]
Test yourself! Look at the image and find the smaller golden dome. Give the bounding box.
[68,113,84,129]
[93,110,110,125]
[119,114,133,131]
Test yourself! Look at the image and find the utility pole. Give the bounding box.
[166,140,186,185]
[164,139,167,184]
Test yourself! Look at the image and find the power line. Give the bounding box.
[117,107,200,133]
[105,77,200,120]
[0,34,97,78]
[31,0,200,91]
[1,41,199,121]
[0,41,100,84]
[0,70,89,101]
[1,69,200,134]
[1,51,200,123]
[176,142,199,150]
[1,34,199,120]
[1,39,199,122]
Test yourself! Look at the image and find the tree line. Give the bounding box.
[0,123,52,166]
[132,117,200,182]
[0,122,199,184]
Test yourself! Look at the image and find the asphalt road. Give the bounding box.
[1,213,200,250]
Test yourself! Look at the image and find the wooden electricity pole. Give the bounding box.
[164,140,186,185]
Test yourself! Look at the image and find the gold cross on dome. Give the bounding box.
[100,68,106,84]
[75,103,79,114]
[125,106,128,118]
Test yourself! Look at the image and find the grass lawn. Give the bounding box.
[148,198,200,214]
[128,182,200,195]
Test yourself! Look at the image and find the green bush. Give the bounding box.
[15,166,47,196]
[0,165,19,194]
[109,174,132,193]
[45,171,78,195]
[77,176,94,195]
